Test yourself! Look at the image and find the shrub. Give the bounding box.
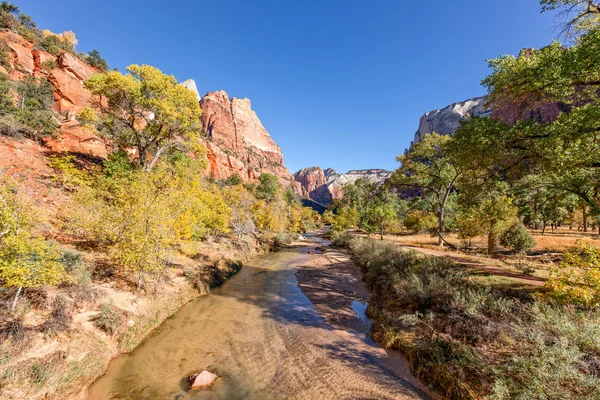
[0,40,11,69]
[40,295,71,335]
[40,59,58,71]
[500,223,536,254]
[330,230,352,248]
[0,314,24,342]
[545,241,600,307]
[37,33,73,56]
[273,233,292,249]
[95,302,122,335]
[409,336,487,399]
[69,275,102,308]
[59,249,85,275]
[85,49,108,71]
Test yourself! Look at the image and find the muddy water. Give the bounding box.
[87,235,432,400]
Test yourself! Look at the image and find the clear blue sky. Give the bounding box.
[21,0,557,173]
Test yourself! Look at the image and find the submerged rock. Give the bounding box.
[189,370,218,389]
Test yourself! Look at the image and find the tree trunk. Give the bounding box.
[137,269,144,290]
[380,223,384,241]
[487,232,495,255]
[583,205,589,232]
[541,221,546,235]
[438,209,445,248]
[10,286,22,312]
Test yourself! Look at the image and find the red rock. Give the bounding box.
[57,52,98,81]
[0,30,297,210]
[189,370,218,389]
[200,90,292,185]
[2,30,35,73]
[42,121,107,158]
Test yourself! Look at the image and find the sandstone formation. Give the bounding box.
[293,167,392,206]
[0,29,295,192]
[293,167,332,205]
[180,78,200,101]
[414,96,490,143]
[199,90,292,185]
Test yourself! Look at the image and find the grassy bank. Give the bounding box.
[334,234,600,399]
[0,238,267,400]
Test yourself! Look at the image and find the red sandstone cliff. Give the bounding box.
[293,167,392,206]
[199,90,292,185]
[0,29,295,194]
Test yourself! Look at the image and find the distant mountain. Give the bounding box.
[293,167,391,206]
[413,96,490,144]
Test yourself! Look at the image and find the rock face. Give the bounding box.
[199,90,292,184]
[293,167,392,206]
[293,167,332,205]
[414,96,490,143]
[0,29,295,190]
[0,29,105,159]
[180,79,200,101]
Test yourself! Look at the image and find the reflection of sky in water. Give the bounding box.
[351,299,370,325]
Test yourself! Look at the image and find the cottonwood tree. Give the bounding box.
[541,0,600,38]
[0,176,67,310]
[389,133,462,247]
[85,64,202,171]
[453,24,600,216]
[223,185,256,242]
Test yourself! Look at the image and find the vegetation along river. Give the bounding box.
[87,233,433,400]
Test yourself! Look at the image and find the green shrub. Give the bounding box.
[409,336,487,399]
[273,233,292,249]
[41,59,58,71]
[330,230,353,248]
[95,302,122,335]
[85,49,108,71]
[59,249,85,275]
[36,34,73,56]
[500,223,536,254]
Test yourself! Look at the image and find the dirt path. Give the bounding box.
[86,233,433,400]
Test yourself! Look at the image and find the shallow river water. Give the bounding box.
[87,234,432,400]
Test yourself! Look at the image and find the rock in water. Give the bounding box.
[189,370,218,389]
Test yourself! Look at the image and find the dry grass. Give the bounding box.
[388,228,600,253]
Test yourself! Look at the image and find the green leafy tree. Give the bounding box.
[85,49,108,71]
[255,173,280,202]
[458,188,518,255]
[390,133,462,246]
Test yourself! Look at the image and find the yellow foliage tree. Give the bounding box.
[85,64,203,171]
[222,185,256,241]
[0,176,67,310]
[545,241,600,307]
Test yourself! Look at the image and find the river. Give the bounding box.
[87,234,432,400]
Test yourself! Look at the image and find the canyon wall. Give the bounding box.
[293,167,391,206]
[413,96,490,143]
[0,29,294,194]
[199,90,292,185]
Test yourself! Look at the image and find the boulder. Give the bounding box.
[189,370,218,389]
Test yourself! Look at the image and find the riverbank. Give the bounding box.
[0,237,270,400]
[337,234,600,399]
[86,233,434,399]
